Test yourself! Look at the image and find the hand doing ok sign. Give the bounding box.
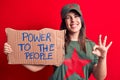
[92,35,112,59]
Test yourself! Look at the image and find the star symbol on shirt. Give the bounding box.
[63,48,91,80]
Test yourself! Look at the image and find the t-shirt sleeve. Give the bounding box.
[86,39,98,76]
[88,40,98,64]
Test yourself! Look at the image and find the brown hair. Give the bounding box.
[60,14,86,53]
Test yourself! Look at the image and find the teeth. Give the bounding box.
[71,24,77,28]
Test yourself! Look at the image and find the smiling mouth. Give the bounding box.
[71,24,78,28]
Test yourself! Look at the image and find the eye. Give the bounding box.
[65,15,71,19]
[74,14,79,18]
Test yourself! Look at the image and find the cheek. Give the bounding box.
[78,19,81,24]
[78,20,82,27]
[65,20,70,27]
[79,22,82,27]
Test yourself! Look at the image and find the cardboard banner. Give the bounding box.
[5,28,65,66]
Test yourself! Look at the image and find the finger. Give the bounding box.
[4,43,9,46]
[92,50,101,57]
[4,43,11,48]
[4,43,8,45]
[4,49,10,53]
[4,49,13,54]
[4,48,12,51]
[4,51,10,54]
[106,41,112,49]
[92,51,97,54]
[93,45,99,51]
[4,46,13,54]
[4,43,12,50]
[99,35,102,46]
[103,36,107,46]
[4,46,11,51]
[4,49,10,54]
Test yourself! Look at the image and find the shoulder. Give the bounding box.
[85,39,98,63]
[85,39,96,47]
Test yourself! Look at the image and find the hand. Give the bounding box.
[4,43,13,54]
[92,35,112,59]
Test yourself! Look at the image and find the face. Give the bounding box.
[65,11,82,34]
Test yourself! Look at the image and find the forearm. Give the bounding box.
[92,35,112,80]
[93,57,107,80]
[23,64,46,72]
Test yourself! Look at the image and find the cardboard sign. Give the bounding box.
[5,28,65,66]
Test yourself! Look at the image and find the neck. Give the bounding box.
[69,32,79,41]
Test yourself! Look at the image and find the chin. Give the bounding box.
[70,30,80,33]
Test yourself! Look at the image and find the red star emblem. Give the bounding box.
[69,4,74,8]
[63,48,91,80]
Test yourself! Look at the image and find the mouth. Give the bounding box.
[70,24,78,28]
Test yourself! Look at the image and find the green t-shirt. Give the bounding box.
[50,39,98,80]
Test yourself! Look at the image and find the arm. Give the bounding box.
[93,58,107,80]
[92,35,112,80]
[23,65,46,72]
[4,43,46,72]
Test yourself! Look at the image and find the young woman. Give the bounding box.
[4,3,112,80]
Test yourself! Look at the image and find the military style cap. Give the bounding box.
[61,3,82,19]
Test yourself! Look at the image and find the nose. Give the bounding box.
[71,16,75,22]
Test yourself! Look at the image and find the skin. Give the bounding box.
[93,35,112,80]
[4,11,112,79]
[64,11,81,41]
[4,43,46,72]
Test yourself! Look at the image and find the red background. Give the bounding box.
[0,0,120,80]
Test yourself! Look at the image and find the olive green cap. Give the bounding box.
[61,3,82,19]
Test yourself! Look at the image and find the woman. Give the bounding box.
[4,3,112,80]
[49,3,112,80]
